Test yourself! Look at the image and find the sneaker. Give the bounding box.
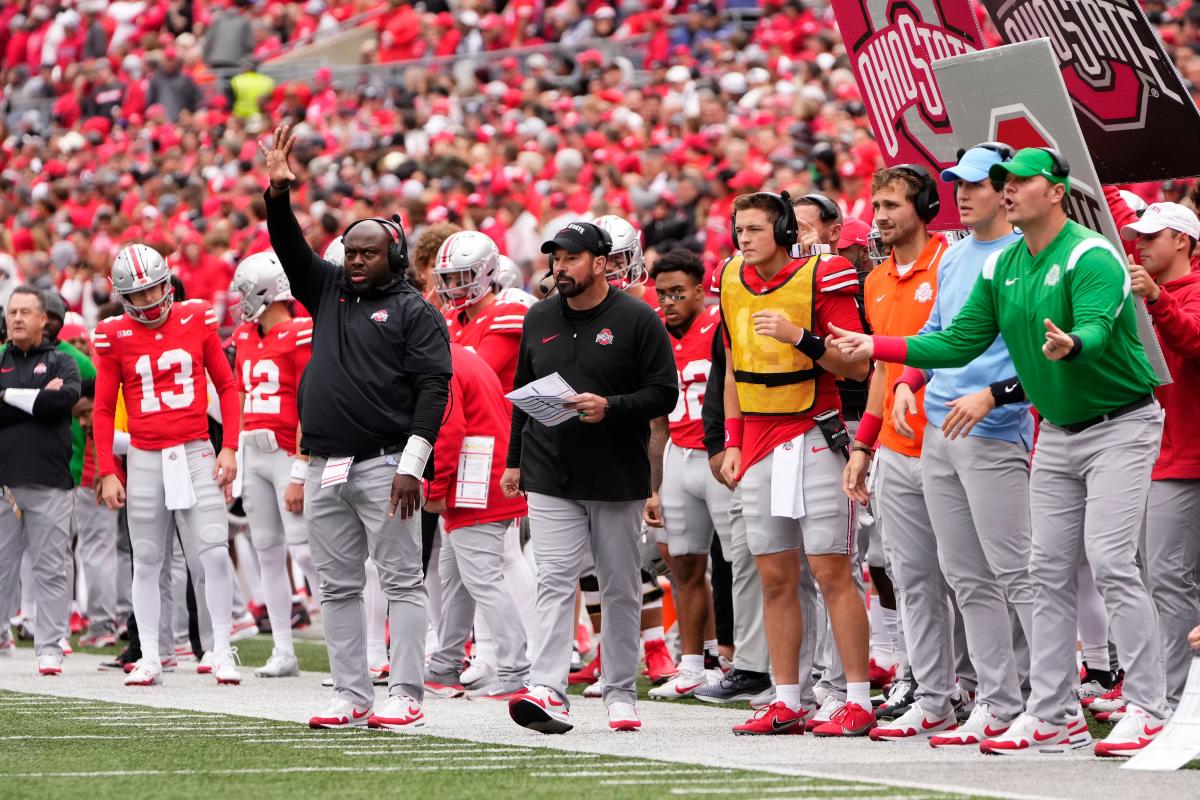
[869,657,897,690]
[69,610,87,635]
[806,694,847,732]
[79,631,117,649]
[196,652,213,674]
[568,649,601,686]
[254,650,300,678]
[460,658,492,688]
[1066,706,1092,747]
[813,701,876,737]
[582,677,606,698]
[160,655,178,672]
[424,666,465,698]
[369,695,425,731]
[509,685,572,734]
[59,638,73,656]
[99,648,135,671]
[733,702,807,735]
[37,654,63,675]
[124,659,164,687]
[174,644,195,660]
[212,648,241,685]
[1094,704,1165,758]
[748,685,777,710]
[869,704,956,741]
[290,600,311,630]
[694,669,773,705]
[1088,677,1125,712]
[930,702,1011,748]
[371,663,391,686]
[642,638,678,685]
[466,679,526,701]
[648,668,710,700]
[230,611,258,642]
[979,712,1091,755]
[608,701,641,732]
[876,677,917,719]
[570,647,583,673]
[309,697,372,728]
[952,685,976,722]
[1095,704,1126,723]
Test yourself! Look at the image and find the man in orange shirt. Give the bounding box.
[841,166,972,741]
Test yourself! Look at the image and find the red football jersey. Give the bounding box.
[666,305,720,450]
[445,299,526,392]
[233,316,313,453]
[93,299,240,476]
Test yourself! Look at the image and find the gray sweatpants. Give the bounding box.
[526,492,643,707]
[306,454,425,708]
[73,486,119,635]
[921,427,1034,719]
[1027,405,1168,722]
[429,520,530,683]
[727,487,770,674]
[0,486,73,657]
[1144,479,1200,709]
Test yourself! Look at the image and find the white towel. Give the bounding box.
[232,432,245,499]
[320,456,354,489]
[162,444,197,510]
[770,436,806,519]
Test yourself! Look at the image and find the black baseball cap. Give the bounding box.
[541,222,610,256]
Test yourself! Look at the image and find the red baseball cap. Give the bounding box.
[838,218,871,249]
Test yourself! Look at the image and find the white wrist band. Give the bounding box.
[289,458,308,485]
[113,430,132,457]
[396,435,432,479]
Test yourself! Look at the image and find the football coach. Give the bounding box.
[502,221,678,734]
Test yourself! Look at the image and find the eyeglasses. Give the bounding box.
[655,289,690,302]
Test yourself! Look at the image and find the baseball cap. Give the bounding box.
[838,218,871,249]
[540,222,610,256]
[988,148,1069,188]
[43,291,67,321]
[1120,202,1200,241]
[941,145,1006,183]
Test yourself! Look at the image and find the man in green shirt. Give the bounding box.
[830,148,1167,758]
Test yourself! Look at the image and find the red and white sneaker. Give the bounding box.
[869,658,897,690]
[230,611,259,642]
[869,704,956,741]
[70,611,87,635]
[369,695,425,731]
[509,685,572,734]
[1087,678,1124,712]
[568,648,601,686]
[1095,704,1126,723]
[733,702,807,735]
[648,668,709,700]
[79,631,118,649]
[979,712,1092,755]
[37,654,63,675]
[642,638,678,685]
[805,694,845,732]
[813,701,876,737]
[124,659,164,687]
[160,655,178,672]
[930,703,1011,748]
[608,701,641,732]
[309,697,372,729]
[59,638,73,656]
[196,652,213,674]
[1094,704,1165,758]
[370,662,390,686]
[212,648,241,685]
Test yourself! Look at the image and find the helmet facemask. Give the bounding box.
[435,265,490,311]
[120,278,174,326]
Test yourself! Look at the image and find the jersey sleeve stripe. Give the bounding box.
[820,279,859,292]
[491,315,527,323]
[821,268,858,282]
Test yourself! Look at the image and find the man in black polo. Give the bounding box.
[260,125,451,731]
[502,221,678,734]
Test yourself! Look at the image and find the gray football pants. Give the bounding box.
[429,520,531,683]
[1027,405,1168,722]
[921,427,1034,719]
[526,493,643,707]
[1144,479,1200,709]
[306,455,425,708]
[0,486,73,657]
[73,486,119,635]
[727,486,770,674]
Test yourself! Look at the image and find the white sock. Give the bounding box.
[776,684,802,711]
[847,681,871,708]
[641,625,665,644]
[132,558,164,665]
[287,543,323,606]
[364,560,388,665]
[680,654,704,674]
[233,533,264,606]
[256,543,294,655]
[199,547,234,653]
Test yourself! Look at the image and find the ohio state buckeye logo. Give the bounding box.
[371,309,389,323]
[595,328,614,346]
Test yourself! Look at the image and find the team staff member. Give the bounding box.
[720,192,872,737]
[1121,202,1200,711]
[831,148,1169,757]
[503,221,677,734]
[0,287,81,676]
[260,125,452,731]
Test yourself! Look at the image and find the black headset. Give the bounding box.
[955,141,1016,162]
[892,164,940,223]
[1037,147,1071,178]
[341,216,410,274]
[797,193,841,222]
[590,222,614,257]
[730,190,798,250]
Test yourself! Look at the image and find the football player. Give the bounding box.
[595,215,657,312]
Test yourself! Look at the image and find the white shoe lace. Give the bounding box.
[814,693,845,722]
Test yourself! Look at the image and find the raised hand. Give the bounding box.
[258,124,297,189]
[1042,318,1074,361]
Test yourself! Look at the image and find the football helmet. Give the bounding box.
[594,214,645,286]
[111,244,173,324]
[866,225,887,266]
[492,255,523,291]
[433,231,499,311]
[323,235,345,267]
[230,251,291,323]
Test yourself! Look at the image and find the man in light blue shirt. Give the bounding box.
[890,144,1037,747]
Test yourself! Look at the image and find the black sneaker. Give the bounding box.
[693,669,772,704]
[98,647,136,672]
[876,676,917,719]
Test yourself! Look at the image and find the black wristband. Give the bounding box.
[794,329,827,360]
[270,180,291,192]
[988,377,1026,406]
[851,442,874,456]
[1063,333,1083,361]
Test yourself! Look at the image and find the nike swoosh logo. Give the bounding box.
[1005,278,1018,286]
[181,315,194,324]
[1145,725,1164,736]
[811,445,830,453]
[1032,729,1058,742]
[1004,383,1018,392]
[984,724,1007,736]
[922,717,948,730]
[352,708,369,719]
[278,330,290,338]
[875,294,886,303]
[771,718,796,732]
[542,334,560,344]
[700,324,715,334]
[675,683,703,695]
[546,695,565,707]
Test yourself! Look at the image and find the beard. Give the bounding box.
[555,270,593,298]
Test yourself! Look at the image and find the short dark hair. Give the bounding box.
[871,167,924,206]
[8,285,46,313]
[793,193,842,223]
[649,248,705,285]
[731,193,783,226]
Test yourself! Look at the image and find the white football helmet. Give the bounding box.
[323,236,345,267]
[492,255,523,291]
[433,231,499,311]
[594,214,645,286]
[111,244,173,324]
[230,251,292,323]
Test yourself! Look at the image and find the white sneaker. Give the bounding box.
[59,638,73,656]
[230,611,258,642]
[869,703,956,741]
[508,685,572,734]
[254,649,299,678]
[648,668,709,700]
[37,654,63,676]
[369,695,425,731]
[212,648,241,685]
[980,712,1088,754]
[748,685,776,710]
[608,701,641,731]
[1095,703,1165,758]
[930,702,1012,747]
[196,651,214,674]
[460,657,493,687]
[308,696,371,728]
[582,677,606,698]
[124,658,163,687]
[807,693,846,732]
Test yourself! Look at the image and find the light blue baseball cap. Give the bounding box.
[941,145,1009,183]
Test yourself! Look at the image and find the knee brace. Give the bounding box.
[131,537,162,566]
[580,573,601,616]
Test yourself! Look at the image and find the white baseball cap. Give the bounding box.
[1120,201,1200,241]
